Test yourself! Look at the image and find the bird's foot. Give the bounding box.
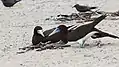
[80,44,85,48]
[77,39,85,48]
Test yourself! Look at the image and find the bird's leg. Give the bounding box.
[90,10,97,15]
[77,39,85,48]
[77,31,98,48]
[77,12,87,20]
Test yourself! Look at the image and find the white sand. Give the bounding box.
[0,0,119,67]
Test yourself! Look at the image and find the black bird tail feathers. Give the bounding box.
[92,32,119,39]
[92,28,119,39]
[91,14,106,27]
[90,7,97,9]
[107,34,119,39]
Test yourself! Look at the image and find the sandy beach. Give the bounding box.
[0,0,119,67]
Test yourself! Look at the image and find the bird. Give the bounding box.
[1,0,21,7]
[73,4,97,12]
[43,25,69,44]
[20,25,69,51]
[18,26,45,51]
[32,25,72,45]
[34,25,75,51]
[32,26,45,45]
[18,25,71,53]
[67,14,106,48]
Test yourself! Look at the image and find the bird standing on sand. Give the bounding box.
[73,4,97,12]
[1,0,21,7]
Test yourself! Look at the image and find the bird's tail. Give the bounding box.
[91,14,106,27]
[90,7,97,9]
[91,32,119,39]
[106,34,119,39]
[92,28,119,39]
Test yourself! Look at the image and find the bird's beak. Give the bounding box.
[49,28,60,36]
[72,5,75,8]
[37,30,45,37]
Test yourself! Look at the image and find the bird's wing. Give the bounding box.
[43,28,55,37]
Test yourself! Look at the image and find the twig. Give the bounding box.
[36,44,71,51]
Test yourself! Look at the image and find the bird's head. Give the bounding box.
[72,4,79,8]
[58,25,68,34]
[49,25,68,36]
[34,26,44,37]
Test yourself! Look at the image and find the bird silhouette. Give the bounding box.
[67,15,106,48]
[73,4,97,12]
[1,0,21,7]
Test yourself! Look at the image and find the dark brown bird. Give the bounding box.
[32,25,71,45]
[67,15,106,41]
[32,26,45,45]
[1,0,21,7]
[67,15,106,47]
[43,25,69,44]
